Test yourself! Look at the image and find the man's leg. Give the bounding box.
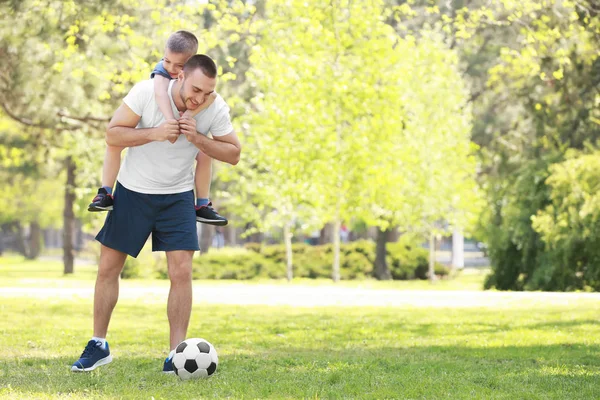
[94,245,128,337]
[72,244,127,372]
[165,250,194,350]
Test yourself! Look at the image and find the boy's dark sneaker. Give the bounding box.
[163,355,175,374]
[88,188,114,212]
[195,202,228,226]
[71,340,112,372]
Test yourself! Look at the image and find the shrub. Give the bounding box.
[192,249,282,280]
[151,237,449,281]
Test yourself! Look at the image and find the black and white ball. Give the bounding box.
[172,338,218,380]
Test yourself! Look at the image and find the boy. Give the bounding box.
[88,30,227,226]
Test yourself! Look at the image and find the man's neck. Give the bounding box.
[170,81,187,112]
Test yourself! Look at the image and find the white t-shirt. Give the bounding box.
[117,79,233,194]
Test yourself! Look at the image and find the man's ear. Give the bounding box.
[178,71,185,81]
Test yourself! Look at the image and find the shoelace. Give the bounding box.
[80,341,101,358]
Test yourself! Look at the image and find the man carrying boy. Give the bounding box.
[71,54,241,373]
[88,30,228,226]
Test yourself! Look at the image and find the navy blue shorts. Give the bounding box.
[95,182,199,258]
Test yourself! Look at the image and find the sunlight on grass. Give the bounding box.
[2,255,599,398]
[1,292,600,399]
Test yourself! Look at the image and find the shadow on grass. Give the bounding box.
[1,344,599,399]
[383,318,600,337]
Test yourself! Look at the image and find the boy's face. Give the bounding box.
[163,49,193,78]
[179,68,216,110]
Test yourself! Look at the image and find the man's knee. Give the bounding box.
[98,245,127,279]
[167,251,193,283]
[168,263,192,283]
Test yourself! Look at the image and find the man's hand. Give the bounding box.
[179,116,199,144]
[151,119,180,143]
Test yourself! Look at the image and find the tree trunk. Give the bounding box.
[14,221,27,257]
[428,232,436,283]
[451,228,464,273]
[389,226,400,242]
[332,219,341,282]
[63,156,76,274]
[283,222,293,281]
[225,225,237,246]
[26,221,42,260]
[199,223,214,254]
[374,226,392,280]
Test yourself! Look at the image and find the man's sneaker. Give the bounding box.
[163,356,175,374]
[71,340,112,372]
[88,188,114,212]
[195,202,228,226]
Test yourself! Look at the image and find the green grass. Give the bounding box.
[1,256,600,399]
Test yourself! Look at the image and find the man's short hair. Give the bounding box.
[183,54,217,79]
[166,30,198,55]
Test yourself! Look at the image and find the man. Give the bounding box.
[71,54,241,373]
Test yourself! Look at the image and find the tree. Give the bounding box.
[0,0,257,272]
[224,0,479,282]
[0,117,64,258]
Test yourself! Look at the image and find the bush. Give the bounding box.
[150,238,450,281]
[387,235,428,280]
[483,150,600,291]
[121,246,164,279]
[480,153,560,290]
[414,262,451,280]
[121,256,142,279]
[529,151,600,291]
[192,249,282,280]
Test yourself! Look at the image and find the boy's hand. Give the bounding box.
[153,119,180,143]
[179,116,199,144]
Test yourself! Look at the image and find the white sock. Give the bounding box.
[92,337,107,349]
[168,349,175,359]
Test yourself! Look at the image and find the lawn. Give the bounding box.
[1,256,599,399]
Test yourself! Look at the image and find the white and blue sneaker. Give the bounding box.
[162,355,175,374]
[71,340,112,372]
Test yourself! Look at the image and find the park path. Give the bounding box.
[2,282,599,307]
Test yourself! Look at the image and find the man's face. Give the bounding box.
[179,68,216,110]
[163,49,193,78]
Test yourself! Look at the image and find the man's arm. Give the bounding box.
[105,102,179,147]
[179,117,241,165]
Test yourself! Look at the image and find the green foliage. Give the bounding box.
[530,150,600,291]
[481,152,562,290]
[192,249,281,280]
[121,256,143,279]
[0,0,257,227]
[184,239,446,281]
[387,236,448,280]
[465,1,600,291]
[221,0,480,245]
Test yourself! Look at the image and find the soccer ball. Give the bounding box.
[172,338,218,380]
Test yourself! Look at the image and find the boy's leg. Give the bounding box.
[102,145,124,189]
[194,152,228,226]
[89,145,124,212]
